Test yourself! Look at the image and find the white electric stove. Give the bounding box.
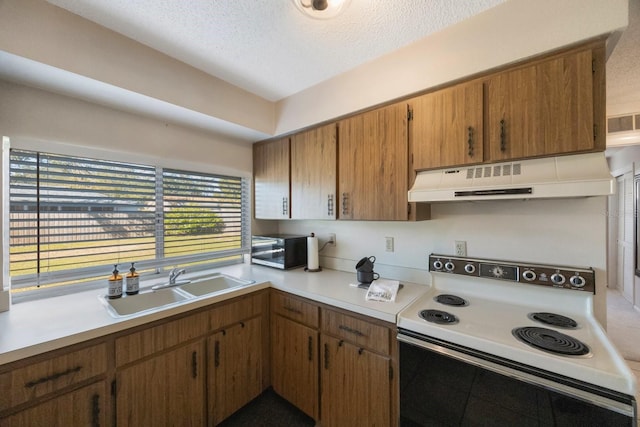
[397,254,637,426]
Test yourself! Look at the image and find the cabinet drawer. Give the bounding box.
[0,343,107,411]
[211,291,266,330]
[4,381,106,426]
[115,310,209,366]
[271,291,319,328]
[321,309,390,355]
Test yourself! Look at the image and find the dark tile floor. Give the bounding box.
[217,388,315,427]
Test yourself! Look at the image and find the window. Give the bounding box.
[9,149,250,299]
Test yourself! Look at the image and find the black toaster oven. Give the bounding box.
[250,234,307,270]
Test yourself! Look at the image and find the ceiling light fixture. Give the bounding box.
[292,0,351,19]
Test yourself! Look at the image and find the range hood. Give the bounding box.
[408,152,615,202]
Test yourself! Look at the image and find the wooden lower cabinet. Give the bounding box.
[116,340,205,426]
[320,335,392,427]
[0,340,108,427]
[209,316,263,426]
[3,382,106,427]
[271,314,319,420]
[270,291,397,426]
[1,289,397,426]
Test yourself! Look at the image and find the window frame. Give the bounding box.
[8,144,252,302]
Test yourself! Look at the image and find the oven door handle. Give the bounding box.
[397,332,636,418]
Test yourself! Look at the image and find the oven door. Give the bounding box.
[398,329,636,427]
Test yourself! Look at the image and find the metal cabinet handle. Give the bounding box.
[500,119,506,152]
[341,193,348,216]
[283,305,303,315]
[91,393,100,427]
[282,197,288,216]
[324,343,329,369]
[25,365,82,388]
[338,324,365,337]
[214,341,220,368]
[192,351,198,378]
[308,336,313,361]
[467,126,474,157]
[358,348,364,355]
[327,194,334,217]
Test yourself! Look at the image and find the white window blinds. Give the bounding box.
[9,149,249,297]
[162,168,249,264]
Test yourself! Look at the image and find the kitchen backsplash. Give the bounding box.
[275,196,609,324]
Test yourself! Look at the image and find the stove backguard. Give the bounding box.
[428,254,596,293]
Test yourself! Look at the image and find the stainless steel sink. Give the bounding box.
[178,274,254,297]
[103,288,190,317]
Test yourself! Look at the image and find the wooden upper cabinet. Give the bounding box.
[485,46,602,162]
[253,137,290,219]
[338,102,410,221]
[291,124,337,219]
[410,81,484,170]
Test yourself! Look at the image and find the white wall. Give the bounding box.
[0,81,252,176]
[278,197,609,325]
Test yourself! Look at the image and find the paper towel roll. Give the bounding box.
[307,234,320,271]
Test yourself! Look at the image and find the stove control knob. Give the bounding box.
[569,275,586,288]
[550,273,566,285]
[432,260,444,270]
[464,263,476,274]
[522,270,537,281]
[444,261,455,272]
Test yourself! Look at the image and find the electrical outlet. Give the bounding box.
[455,241,467,257]
[328,233,336,246]
[385,236,394,252]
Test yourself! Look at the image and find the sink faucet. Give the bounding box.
[168,268,186,285]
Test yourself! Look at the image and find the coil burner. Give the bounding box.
[419,309,459,325]
[529,312,578,329]
[512,327,589,356]
[434,294,468,307]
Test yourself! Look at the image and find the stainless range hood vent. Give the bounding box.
[409,152,614,202]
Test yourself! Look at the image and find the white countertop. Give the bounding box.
[0,264,428,366]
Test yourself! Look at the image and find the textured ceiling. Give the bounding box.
[607,0,640,117]
[45,0,506,101]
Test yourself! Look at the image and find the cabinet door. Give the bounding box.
[254,137,290,219]
[338,102,409,220]
[4,382,106,427]
[209,317,263,425]
[291,124,337,219]
[411,81,483,170]
[271,315,319,420]
[320,335,391,427]
[116,341,205,426]
[486,49,595,162]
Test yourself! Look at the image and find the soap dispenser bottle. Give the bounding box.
[108,264,123,299]
[126,262,139,295]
